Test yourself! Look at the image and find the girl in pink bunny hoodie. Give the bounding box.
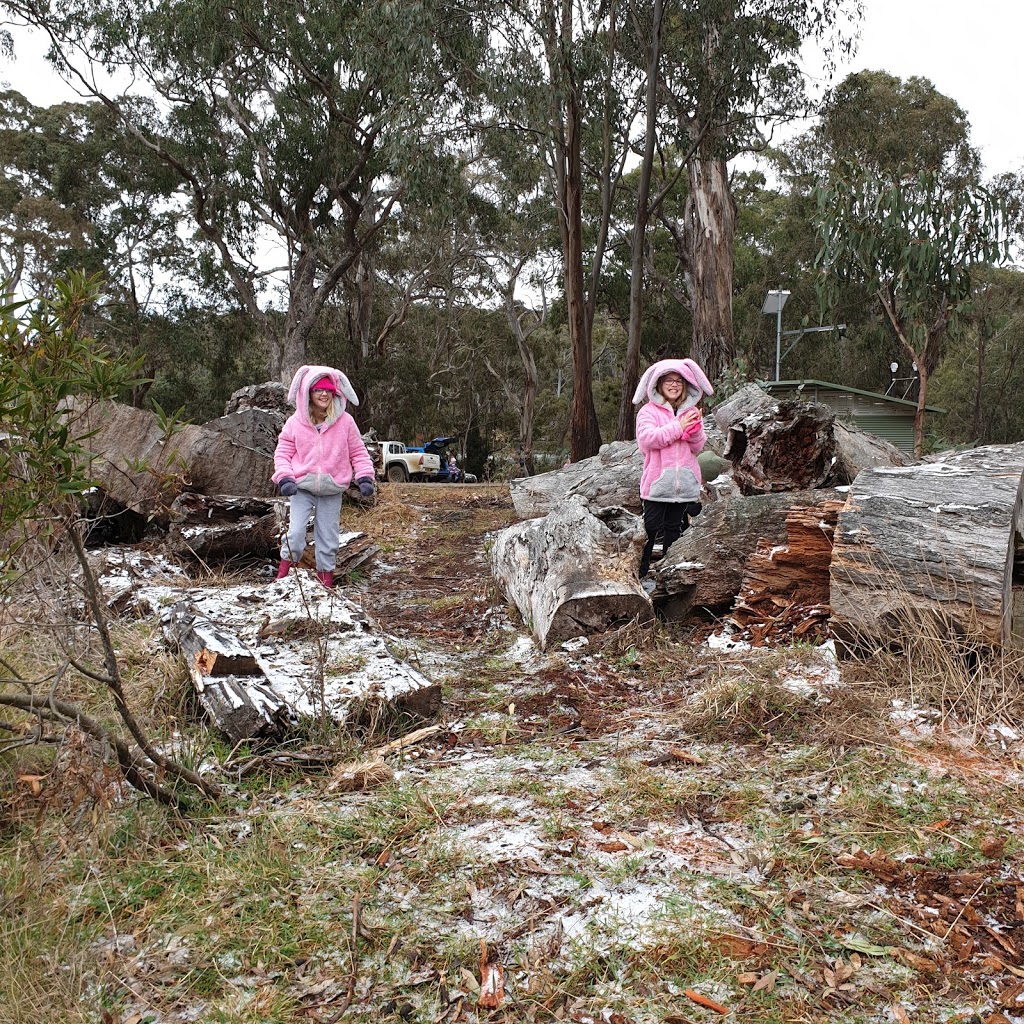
[272,364,376,588]
[632,357,714,577]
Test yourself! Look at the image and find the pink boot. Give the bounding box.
[275,560,293,580]
[316,570,334,589]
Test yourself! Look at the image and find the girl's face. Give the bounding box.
[657,373,686,404]
[310,388,334,417]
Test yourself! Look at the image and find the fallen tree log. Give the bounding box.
[489,498,653,649]
[830,442,1024,650]
[163,602,297,743]
[160,581,441,740]
[63,398,277,525]
[168,494,281,561]
[652,489,839,616]
[713,383,908,496]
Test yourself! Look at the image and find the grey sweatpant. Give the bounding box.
[280,489,344,571]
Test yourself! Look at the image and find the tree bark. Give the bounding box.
[652,489,834,615]
[684,147,736,384]
[489,497,653,650]
[830,442,1024,651]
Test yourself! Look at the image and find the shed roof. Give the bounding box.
[762,379,944,415]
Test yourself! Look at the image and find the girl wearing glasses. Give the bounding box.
[632,358,714,579]
[272,364,376,588]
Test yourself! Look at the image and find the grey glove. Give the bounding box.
[278,478,298,497]
[356,477,375,498]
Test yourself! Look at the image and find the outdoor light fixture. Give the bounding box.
[762,288,844,381]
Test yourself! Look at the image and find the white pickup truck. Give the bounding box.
[375,441,441,483]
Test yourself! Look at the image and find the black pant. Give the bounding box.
[640,500,701,575]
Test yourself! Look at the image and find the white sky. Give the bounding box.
[2,0,1021,179]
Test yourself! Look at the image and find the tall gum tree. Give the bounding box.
[484,0,642,462]
[646,0,861,388]
[7,0,489,381]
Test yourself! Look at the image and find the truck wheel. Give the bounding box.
[386,463,409,483]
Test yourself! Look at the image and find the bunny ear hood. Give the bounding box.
[287,365,359,423]
[632,358,714,407]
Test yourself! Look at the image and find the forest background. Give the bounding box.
[2,0,1024,477]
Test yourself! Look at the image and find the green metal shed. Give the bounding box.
[762,379,943,455]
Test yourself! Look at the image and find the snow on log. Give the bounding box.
[652,489,839,616]
[830,442,1024,650]
[168,494,281,561]
[489,497,653,649]
[164,602,296,743]
[152,577,440,740]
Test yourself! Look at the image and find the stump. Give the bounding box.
[489,498,653,649]
[168,494,281,562]
[830,442,1024,650]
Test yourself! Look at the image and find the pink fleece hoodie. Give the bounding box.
[273,364,375,495]
[632,358,714,502]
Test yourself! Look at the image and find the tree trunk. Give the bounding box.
[830,442,1024,651]
[684,146,736,384]
[489,497,653,650]
[618,0,663,443]
[564,85,603,462]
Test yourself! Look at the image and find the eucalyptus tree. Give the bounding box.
[814,164,1007,458]
[6,0,490,381]
[648,0,861,386]
[483,0,644,461]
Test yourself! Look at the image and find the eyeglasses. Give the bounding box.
[311,388,334,396]
[660,377,685,386]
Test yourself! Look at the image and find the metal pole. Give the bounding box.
[775,301,782,381]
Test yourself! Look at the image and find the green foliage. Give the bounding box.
[0,272,144,554]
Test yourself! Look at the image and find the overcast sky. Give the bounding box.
[2,0,1021,177]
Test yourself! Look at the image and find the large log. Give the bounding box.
[830,443,1024,650]
[652,489,839,615]
[160,581,441,740]
[64,398,277,525]
[166,493,380,574]
[163,602,297,742]
[168,494,281,561]
[489,498,653,649]
[713,383,908,496]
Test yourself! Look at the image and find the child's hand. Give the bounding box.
[356,477,375,498]
[278,478,298,496]
[678,407,701,430]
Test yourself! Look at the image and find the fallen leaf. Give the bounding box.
[752,970,779,993]
[17,773,45,796]
[595,840,629,853]
[925,818,952,831]
[897,949,938,974]
[981,836,1007,859]
[683,989,729,1015]
[669,748,704,764]
[737,972,759,985]
[892,1004,911,1024]
[478,939,505,1009]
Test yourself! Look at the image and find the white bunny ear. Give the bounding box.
[336,371,358,406]
[682,359,714,396]
[632,365,657,405]
[287,365,311,405]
